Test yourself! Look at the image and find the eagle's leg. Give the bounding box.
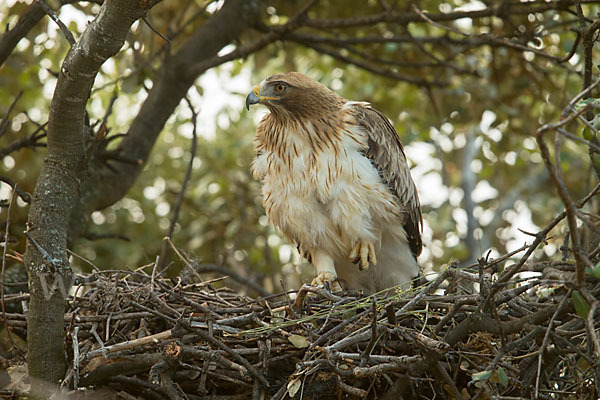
[349,240,377,271]
[310,250,341,290]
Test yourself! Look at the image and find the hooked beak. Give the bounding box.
[245,86,261,110]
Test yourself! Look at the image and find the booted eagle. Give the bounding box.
[246,72,422,292]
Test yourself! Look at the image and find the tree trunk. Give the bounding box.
[67,0,265,245]
[23,0,159,393]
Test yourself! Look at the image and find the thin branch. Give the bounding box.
[484,182,600,307]
[156,96,197,270]
[289,38,444,87]
[579,287,600,358]
[24,231,62,271]
[575,1,600,179]
[0,176,31,204]
[142,16,171,46]
[187,0,320,76]
[304,1,600,29]
[413,4,580,63]
[84,329,175,360]
[81,232,131,242]
[191,263,271,298]
[1,186,18,354]
[536,116,592,285]
[38,0,76,46]
[0,122,48,159]
[169,97,197,240]
[0,91,23,139]
[534,289,571,398]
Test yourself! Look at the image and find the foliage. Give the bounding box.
[2,2,599,291]
[1,0,600,395]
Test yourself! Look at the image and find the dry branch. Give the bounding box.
[2,216,599,399]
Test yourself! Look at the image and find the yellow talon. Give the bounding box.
[350,240,377,270]
[311,272,342,292]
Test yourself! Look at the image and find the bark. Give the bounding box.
[23,0,158,392]
[68,0,265,241]
[0,2,46,67]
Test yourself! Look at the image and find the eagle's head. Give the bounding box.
[246,72,345,118]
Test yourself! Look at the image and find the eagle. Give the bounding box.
[246,72,422,293]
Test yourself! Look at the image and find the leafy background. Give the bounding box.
[1,0,597,294]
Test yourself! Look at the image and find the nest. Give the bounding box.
[1,240,599,400]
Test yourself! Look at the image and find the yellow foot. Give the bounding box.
[311,272,342,292]
[349,240,377,271]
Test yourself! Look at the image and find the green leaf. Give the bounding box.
[585,262,600,279]
[288,334,309,348]
[577,356,590,372]
[572,291,591,318]
[575,98,600,110]
[582,127,595,141]
[594,154,600,170]
[496,367,508,386]
[591,113,600,130]
[472,370,492,381]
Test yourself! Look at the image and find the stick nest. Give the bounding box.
[2,246,600,400]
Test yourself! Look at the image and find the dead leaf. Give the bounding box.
[288,334,309,348]
[287,377,301,398]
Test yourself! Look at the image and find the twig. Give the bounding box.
[72,326,80,388]
[181,320,271,388]
[580,287,600,358]
[0,90,23,138]
[84,329,175,360]
[82,232,131,242]
[190,263,271,297]
[38,0,76,46]
[337,376,368,398]
[157,96,198,269]
[536,116,591,284]
[1,186,17,353]
[534,289,571,398]
[483,182,600,307]
[436,361,464,400]
[142,16,171,45]
[0,122,47,159]
[395,269,449,317]
[99,90,118,135]
[0,176,31,204]
[289,38,442,87]
[23,230,61,271]
[353,361,413,377]
[151,255,159,292]
[187,0,320,76]
[361,299,379,364]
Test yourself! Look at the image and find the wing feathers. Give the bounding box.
[350,105,423,258]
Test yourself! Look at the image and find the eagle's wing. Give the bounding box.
[350,104,423,257]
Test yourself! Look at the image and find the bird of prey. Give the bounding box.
[246,72,422,293]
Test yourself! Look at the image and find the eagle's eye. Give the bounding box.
[275,83,287,93]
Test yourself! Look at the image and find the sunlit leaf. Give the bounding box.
[585,262,600,279]
[574,97,600,110]
[288,334,309,348]
[472,370,492,381]
[496,367,508,386]
[287,377,301,397]
[572,291,591,318]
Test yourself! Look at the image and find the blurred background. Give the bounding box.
[1,0,598,295]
